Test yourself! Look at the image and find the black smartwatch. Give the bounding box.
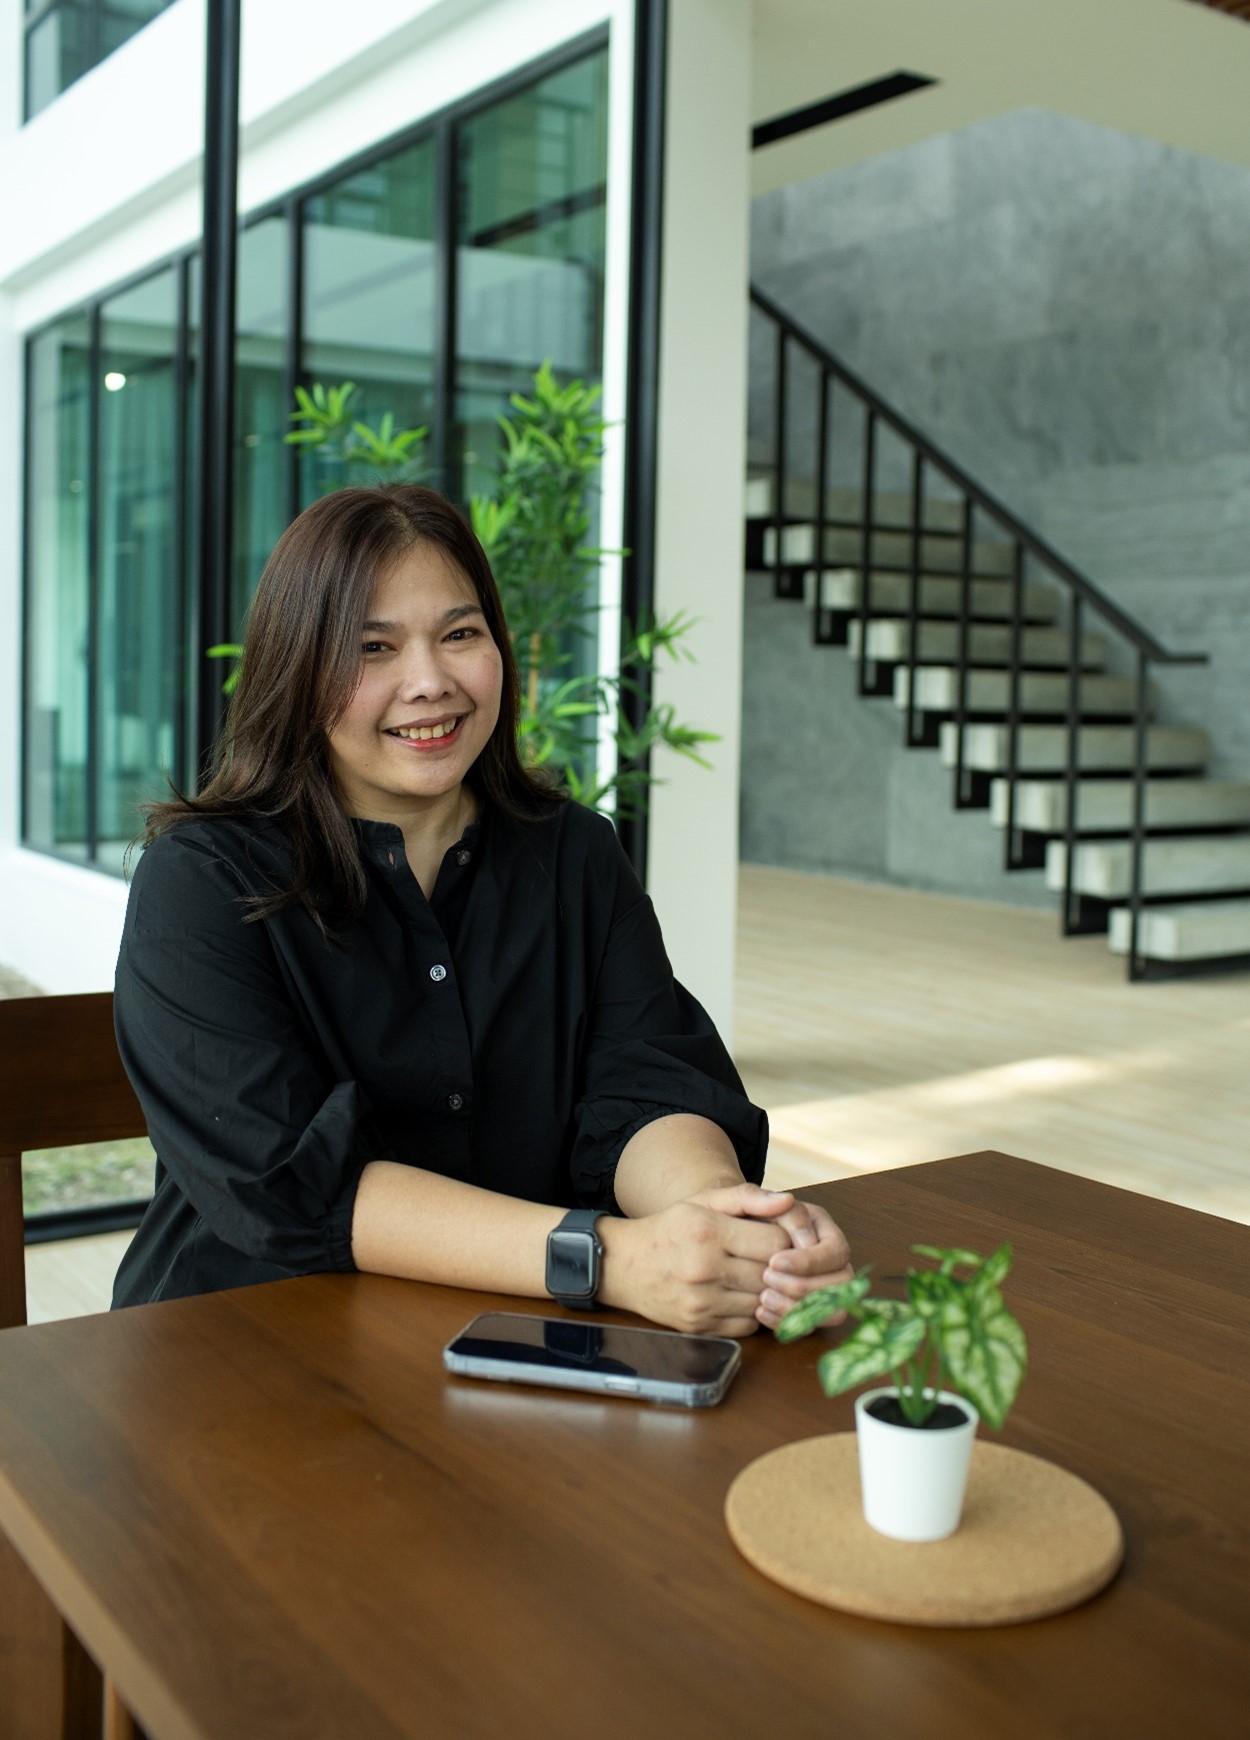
[545,1209,606,1310]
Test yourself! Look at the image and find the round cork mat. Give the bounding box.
[725,1434,1123,1627]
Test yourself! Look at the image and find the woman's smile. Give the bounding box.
[385,714,466,746]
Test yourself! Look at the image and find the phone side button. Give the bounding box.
[604,1377,640,1394]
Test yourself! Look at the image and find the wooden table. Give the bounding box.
[0,1152,1246,1740]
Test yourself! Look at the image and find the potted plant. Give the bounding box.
[775,1244,1028,1542]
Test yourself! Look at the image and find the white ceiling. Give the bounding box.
[750,0,1250,195]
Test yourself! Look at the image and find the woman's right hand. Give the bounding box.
[597,1184,794,1337]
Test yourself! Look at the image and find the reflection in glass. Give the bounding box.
[233,218,289,628]
[302,139,437,504]
[24,316,91,859]
[456,50,608,503]
[97,267,180,873]
[24,1,174,121]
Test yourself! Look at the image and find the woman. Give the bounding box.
[112,486,852,1333]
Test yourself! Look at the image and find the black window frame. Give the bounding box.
[20,24,612,874]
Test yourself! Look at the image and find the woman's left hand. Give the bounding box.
[748,1198,854,1332]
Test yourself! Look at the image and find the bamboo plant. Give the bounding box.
[211,364,715,817]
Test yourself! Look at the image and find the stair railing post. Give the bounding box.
[857,407,877,697]
[772,326,787,592]
[1061,594,1084,934]
[904,447,924,745]
[813,366,830,641]
[1003,539,1025,870]
[952,494,974,807]
[1128,649,1150,981]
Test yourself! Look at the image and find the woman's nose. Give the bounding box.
[397,642,454,700]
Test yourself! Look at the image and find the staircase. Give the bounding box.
[747,284,1250,980]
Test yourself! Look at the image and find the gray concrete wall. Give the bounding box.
[741,107,1250,900]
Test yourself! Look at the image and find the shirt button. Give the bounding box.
[456,850,471,866]
[429,964,447,982]
[447,1092,465,1111]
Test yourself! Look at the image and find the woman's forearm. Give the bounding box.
[350,1116,750,1323]
[351,1160,564,1294]
[611,1114,745,1217]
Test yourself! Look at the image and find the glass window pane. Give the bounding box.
[233,217,290,627]
[302,138,437,504]
[25,2,173,121]
[22,1136,157,1222]
[98,0,170,58]
[97,267,180,874]
[25,4,91,121]
[24,317,92,859]
[456,50,608,502]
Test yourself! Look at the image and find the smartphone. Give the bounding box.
[443,1312,742,1408]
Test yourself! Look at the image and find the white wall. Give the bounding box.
[645,0,752,1039]
[0,0,635,992]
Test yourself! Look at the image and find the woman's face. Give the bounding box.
[326,539,503,823]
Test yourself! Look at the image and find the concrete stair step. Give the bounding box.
[764,523,1014,575]
[1046,835,1250,900]
[939,722,1208,775]
[848,619,1107,669]
[1107,898,1250,961]
[813,568,1057,623]
[896,667,1148,718]
[746,475,966,531]
[990,777,1250,833]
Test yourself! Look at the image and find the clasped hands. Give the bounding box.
[599,1182,853,1340]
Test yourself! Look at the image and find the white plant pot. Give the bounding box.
[854,1387,979,1542]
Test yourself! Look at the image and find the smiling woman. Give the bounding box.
[110,486,855,1330]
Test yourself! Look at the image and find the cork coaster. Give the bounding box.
[725,1434,1123,1627]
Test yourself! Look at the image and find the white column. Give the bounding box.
[646,0,751,1041]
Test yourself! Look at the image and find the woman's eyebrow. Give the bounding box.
[361,604,484,632]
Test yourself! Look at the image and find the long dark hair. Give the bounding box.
[145,485,562,927]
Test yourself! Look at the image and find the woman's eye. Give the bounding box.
[361,641,389,655]
[446,627,477,643]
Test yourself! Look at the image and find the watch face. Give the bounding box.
[548,1229,597,1299]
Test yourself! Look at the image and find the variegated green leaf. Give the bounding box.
[773,1273,871,1343]
[912,1244,984,1274]
[816,1312,926,1399]
[936,1283,1028,1430]
[976,1243,1013,1290]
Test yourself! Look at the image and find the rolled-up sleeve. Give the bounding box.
[116,834,379,1274]
[567,875,768,1210]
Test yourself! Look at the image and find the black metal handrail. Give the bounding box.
[749,282,1209,981]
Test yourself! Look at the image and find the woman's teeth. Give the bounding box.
[390,719,459,741]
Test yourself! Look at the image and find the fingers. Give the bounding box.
[770,1205,852,1275]
[770,1204,819,1249]
[723,1216,791,1264]
[697,1183,795,1222]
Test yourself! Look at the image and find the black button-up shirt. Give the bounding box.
[111,799,767,1306]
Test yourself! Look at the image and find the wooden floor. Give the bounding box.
[23,865,1249,1321]
[741,866,1249,1225]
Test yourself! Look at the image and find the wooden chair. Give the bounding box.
[0,992,146,1330]
[0,992,147,1740]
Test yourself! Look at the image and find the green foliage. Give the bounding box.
[214,364,715,813]
[775,1244,1028,1431]
[206,642,244,696]
[470,361,717,815]
[285,382,429,488]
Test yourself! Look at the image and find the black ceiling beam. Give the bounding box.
[751,71,936,151]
